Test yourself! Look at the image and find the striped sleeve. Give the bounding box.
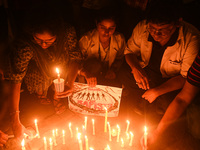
[187,53,200,87]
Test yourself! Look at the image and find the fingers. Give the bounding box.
[87,77,97,87]
[56,90,73,98]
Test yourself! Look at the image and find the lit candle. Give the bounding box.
[117,125,120,142]
[129,132,134,146]
[104,107,108,133]
[77,133,83,150]
[62,130,65,145]
[104,145,111,150]
[107,122,112,141]
[52,130,57,146]
[43,137,47,150]
[144,126,148,149]
[21,139,26,150]
[85,117,87,130]
[92,119,95,135]
[56,129,58,137]
[121,138,124,147]
[56,68,60,82]
[49,138,53,150]
[85,136,89,150]
[34,119,40,138]
[69,122,73,138]
[126,120,130,133]
[126,132,130,140]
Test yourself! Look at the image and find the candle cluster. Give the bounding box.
[21,116,148,150]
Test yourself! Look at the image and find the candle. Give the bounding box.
[62,130,65,145]
[52,130,57,146]
[104,107,108,133]
[104,145,111,150]
[69,122,73,138]
[107,122,112,141]
[56,129,58,137]
[117,125,120,142]
[34,119,40,138]
[56,68,60,82]
[92,119,95,135]
[21,139,26,150]
[129,132,133,146]
[144,126,148,149]
[126,120,130,133]
[49,138,53,150]
[43,137,47,150]
[85,136,89,150]
[85,117,87,130]
[121,138,124,147]
[77,133,83,150]
[126,132,130,140]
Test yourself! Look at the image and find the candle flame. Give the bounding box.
[21,139,25,147]
[34,119,37,124]
[130,131,133,136]
[121,138,124,143]
[126,120,130,124]
[44,137,46,142]
[107,122,110,125]
[106,145,111,150]
[69,122,71,127]
[117,124,120,129]
[104,107,107,111]
[62,130,65,135]
[92,119,94,123]
[49,138,52,143]
[85,135,87,139]
[89,148,94,150]
[77,133,81,140]
[56,68,59,74]
[144,126,147,133]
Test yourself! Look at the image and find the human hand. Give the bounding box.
[85,77,97,87]
[105,70,116,79]
[131,68,149,90]
[142,88,159,103]
[55,84,73,99]
[0,130,8,147]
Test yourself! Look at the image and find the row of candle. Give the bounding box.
[21,117,148,150]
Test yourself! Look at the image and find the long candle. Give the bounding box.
[144,126,148,149]
[49,138,53,150]
[62,130,65,145]
[129,132,133,146]
[69,122,73,138]
[126,120,130,133]
[117,125,120,142]
[52,130,57,146]
[34,119,40,138]
[92,119,95,135]
[107,122,112,141]
[121,138,124,147]
[85,117,87,130]
[78,133,83,150]
[85,136,89,150]
[21,139,26,150]
[56,68,60,82]
[43,137,47,150]
[104,107,108,133]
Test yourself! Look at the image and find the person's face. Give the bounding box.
[147,22,176,44]
[97,19,116,43]
[33,31,56,49]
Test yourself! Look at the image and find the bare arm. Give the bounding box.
[156,81,199,134]
[125,53,149,90]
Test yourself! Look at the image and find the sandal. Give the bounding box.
[37,95,52,105]
[53,99,67,114]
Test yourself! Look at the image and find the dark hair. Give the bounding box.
[96,7,118,25]
[146,1,182,24]
[23,6,64,37]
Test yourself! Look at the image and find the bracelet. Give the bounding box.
[10,111,20,116]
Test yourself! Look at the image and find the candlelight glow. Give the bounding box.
[89,148,94,150]
[56,68,60,74]
[21,139,25,147]
[77,133,81,140]
[144,126,147,133]
[34,119,37,124]
[69,122,71,128]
